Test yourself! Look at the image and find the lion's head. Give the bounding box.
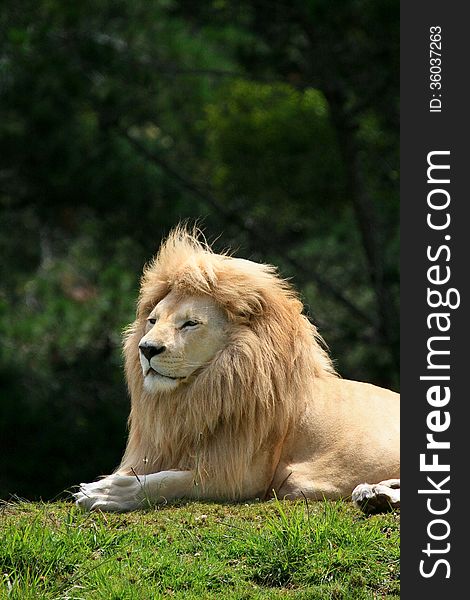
[120,226,335,497]
[138,290,229,394]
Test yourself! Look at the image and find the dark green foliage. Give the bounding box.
[206,81,346,210]
[0,0,398,500]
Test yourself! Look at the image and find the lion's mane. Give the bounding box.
[120,227,336,498]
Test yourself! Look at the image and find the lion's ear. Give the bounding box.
[214,263,271,322]
[225,290,267,323]
[232,308,255,325]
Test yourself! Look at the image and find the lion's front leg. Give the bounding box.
[74,470,194,512]
[352,478,400,514]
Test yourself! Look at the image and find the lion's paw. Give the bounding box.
[352,479,400,514]
[74,474,149,512]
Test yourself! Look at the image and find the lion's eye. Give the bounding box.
[181,320,199,329]
[148,318,157,325]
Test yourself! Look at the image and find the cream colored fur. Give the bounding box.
[75,227,400,512]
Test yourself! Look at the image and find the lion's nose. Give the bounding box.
[139,343,166,361]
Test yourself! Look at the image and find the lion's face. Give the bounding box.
[138,290,229,393]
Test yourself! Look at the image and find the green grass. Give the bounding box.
[0,498,399,599]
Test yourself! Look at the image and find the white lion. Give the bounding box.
[75,227,399,513]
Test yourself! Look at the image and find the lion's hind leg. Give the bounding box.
[352,479,400,514]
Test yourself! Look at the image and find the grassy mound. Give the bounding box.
[0,498,399,599]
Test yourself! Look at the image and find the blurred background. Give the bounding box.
[0,0,398,500]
